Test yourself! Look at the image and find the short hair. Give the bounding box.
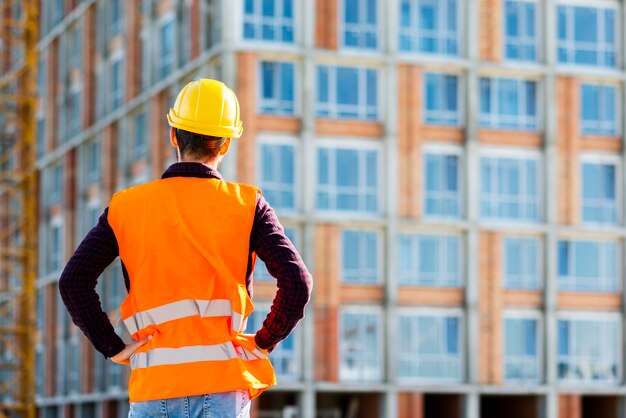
[175,128,226,161]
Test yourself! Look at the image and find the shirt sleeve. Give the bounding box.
[251,194,312,352]
[58,207,126,359]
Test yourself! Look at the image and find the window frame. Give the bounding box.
[557,311,622,385]
[339,0,381,51]
[338,306,384,382]
[108,51,125,112]
[479,148,543,223]
[580,154,621,226]
[556,1,619,68]
[580,83,621,136]
[257,134,300,214]
[398,0,463,56]
[315,138,384,218]
[422,143,464,219]
[158,12,176,81]
[557,238,620,292]
[479,76,541,131]
[396,307,465,383]
[397,231,464,288]
[316,64,381,121]
[503,309,543,383]
[503,0,540,62]
[340,228,383,285]
[423,72,464,127]
[256,59,299,116]
[241,0,296,44]
[502,235,543,290]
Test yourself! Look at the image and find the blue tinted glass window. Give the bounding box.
[504,318,539,381]
[316,66,378,120]
[398,234,461,287]
[424,73,461,126]
[557,5,616,67]
[480,157,540,221]
[479,77,538,130]
[342,0,378,49]
[424,153,460,217]
[504,1,537,61]
[341,230,379,283]
[243,0,294,43]
[580,84,618,136]
[503,237,540,289]
[160,19,175,80]
[558,239,618,292]
[316,147,379,214]
[581,162,617,225]
[259,143,296,210]
[258,61,296,115]
[399,0,459,55]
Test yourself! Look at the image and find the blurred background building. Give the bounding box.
[2,0,626,417]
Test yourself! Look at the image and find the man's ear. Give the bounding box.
[219,138,231,156]
[169,127,178,148]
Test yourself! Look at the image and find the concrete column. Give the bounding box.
[465,1,480,417]
[544,1,558,417]
[383,1,399,416]
[300,0,317,416]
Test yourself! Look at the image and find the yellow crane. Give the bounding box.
[0,1,38,417]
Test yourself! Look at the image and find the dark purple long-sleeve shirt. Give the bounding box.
[59,162,312,359]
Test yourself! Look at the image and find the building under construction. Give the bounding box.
[2,0,626,417]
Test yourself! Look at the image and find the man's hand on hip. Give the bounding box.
[111,335,152,365]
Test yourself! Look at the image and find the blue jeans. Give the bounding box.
[129,390,251,418]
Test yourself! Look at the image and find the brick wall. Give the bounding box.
[236,52,258,184]
[479,231,503,384]
[398,393,423,418]
[480,0,502,62]
[316,0,338,50]
[557,76,580,225]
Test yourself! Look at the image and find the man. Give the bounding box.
[59,79,312,418]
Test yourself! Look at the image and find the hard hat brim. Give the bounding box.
[167,111,244,139]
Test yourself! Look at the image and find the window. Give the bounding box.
[504,315,540,381]
[254,227,298,281]
[259,61,296,115]
[480,78,538,130]
[397,311,462,381]
[246,307,299,381]
[71,26,82,69]
[67,333,81,393]
[340,309,382,381]
[480,156,540,222]
[50,164,64,206]
[86,141,102,185]
[159,17,175,80]
[558,240,618,292]
[68,88,81,137]
[204,0,221,48]
[398,234,461,287]
[424,73,461,126]
[558,316,620,383]
[109,0,122,37]
[47,221,63,274]
[399,0,459,55]
[582,161,618,224]
[317,66,378,120]
[259,142,296,210]
[341,230,380,284]
[424,151,461,217]
[243,0,294,43]
[503,237,540,289]
[316,145,379,214]
[581,85,618,136]
[134,112,148,160]
[557,5,616,67]
[504,0,537,61]
[110,56,124,110]
[342,0,377,49]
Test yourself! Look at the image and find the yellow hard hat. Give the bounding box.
[166,79,243,138]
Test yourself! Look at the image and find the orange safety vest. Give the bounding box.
[107,176,276,403]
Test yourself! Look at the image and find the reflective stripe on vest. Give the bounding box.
[123,298,246,336]
[130,343,268,369]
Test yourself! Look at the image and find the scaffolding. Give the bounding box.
[0,1,38,417]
